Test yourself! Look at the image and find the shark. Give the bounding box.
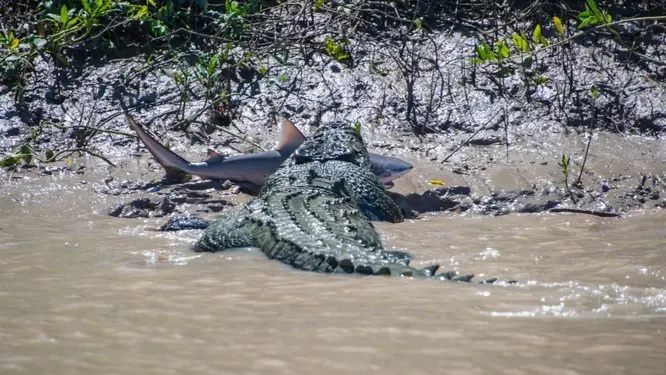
[126,116,413,193]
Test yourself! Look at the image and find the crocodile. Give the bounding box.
[193,121,502,283]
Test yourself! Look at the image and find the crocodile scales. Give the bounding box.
[195,121,501,283]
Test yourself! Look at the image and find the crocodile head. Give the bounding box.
[292,121,372,168]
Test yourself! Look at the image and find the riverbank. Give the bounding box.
[1,0,664,218]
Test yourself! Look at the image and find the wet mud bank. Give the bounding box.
[1,1,664,221]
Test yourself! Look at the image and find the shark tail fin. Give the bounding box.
[126,114,193,184]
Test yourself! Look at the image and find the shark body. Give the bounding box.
[127,116,413,192]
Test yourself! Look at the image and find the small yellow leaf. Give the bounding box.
[553,16,564,35]
[429,179,445,186]
[10,38,19,49]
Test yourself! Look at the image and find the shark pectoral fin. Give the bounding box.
[274,117,307,152]
[203,149,225,162]
[236,182,263,196]
[162,167,191,184]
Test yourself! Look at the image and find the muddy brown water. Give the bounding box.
[1,166,664,375]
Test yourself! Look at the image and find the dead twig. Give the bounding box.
[44,121,136,138]
[35,148,117,167]
[191,120,266,151]
[550,208,621,218]
[441,110,504,163]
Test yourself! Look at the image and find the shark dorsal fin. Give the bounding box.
[203,148,225,162]
[275,117,306,152]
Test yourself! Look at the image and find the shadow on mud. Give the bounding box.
[103,174,665,222]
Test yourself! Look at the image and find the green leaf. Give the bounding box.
[521,32,530,52]
[84,18,94,32]
[558,154,570,174]
[538,35,549,47]
[578,17,593,29]
[337,52,350,61]
[532,24,542,43]
[323,38,349,62]
[19,144,33,164]
[475,44,487,60]
[486,45,496,60]
[496,40,509,59]
[150,20,168,36]
[81,0,92,15]
[314,0,325,11]
[128,5,149,19]
[0,30,11,45]
[578,0,611,28]
[533,76,549,85]
[511,33,529,53]
[475,42,495,62]
[208,52,220,77]
[353,121,362,135]
[0,154,21,167]
[511,34,520,50]
[590,86,599,99]
[414,18,422,31]
[60,5,69,25]
[586,0,603,20]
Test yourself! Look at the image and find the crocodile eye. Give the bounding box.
[293,147,313,163]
